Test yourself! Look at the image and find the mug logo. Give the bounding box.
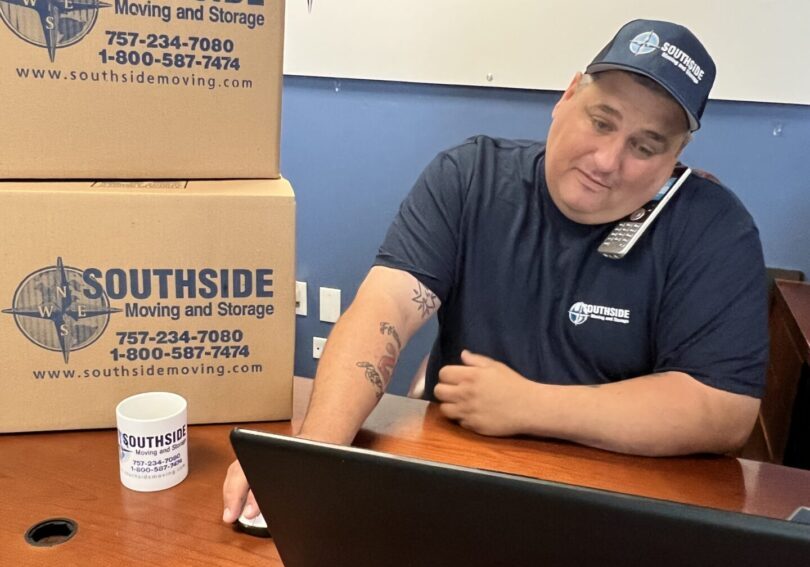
[0,0,109,61]
[2,257,121,362]
[119,431,133,462]
[629,30,660,55]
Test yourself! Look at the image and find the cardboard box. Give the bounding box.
[0,178,295,432]
[0,0,284,179]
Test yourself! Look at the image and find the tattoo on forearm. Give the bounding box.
[377,343,397,383]
[379,322,401,349]
[356,362,385,399]
[377,323,400,385]
[356,322,402,399]
[411,283,438,319]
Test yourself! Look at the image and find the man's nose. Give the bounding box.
[592,136,623,174]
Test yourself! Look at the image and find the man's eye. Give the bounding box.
[632,142,656,158]
[591,117,611,132]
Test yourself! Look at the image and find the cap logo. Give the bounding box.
[660,42,705,84]
[629,31,660,55]
[627,30,705,85]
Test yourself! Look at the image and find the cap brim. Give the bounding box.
[586,62,700,132]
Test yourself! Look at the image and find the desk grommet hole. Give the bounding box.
[24,518,78,547]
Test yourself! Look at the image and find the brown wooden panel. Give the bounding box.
[742,278,810,463]
[762,290,805,461]
[777,280,810,362]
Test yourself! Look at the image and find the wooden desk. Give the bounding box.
[3,377,810,566]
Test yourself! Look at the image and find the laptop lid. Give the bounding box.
[230,428,810,567]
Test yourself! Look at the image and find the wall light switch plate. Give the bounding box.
[319,287,341,323]
[295,281,307,316]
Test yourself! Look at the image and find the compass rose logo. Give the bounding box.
[629,30,660,56]
[119,430,133,462]
[2,257,121,363]
[568,302,589,326]
[0,0,110,62]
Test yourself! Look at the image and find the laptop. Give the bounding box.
[230,428,810,567]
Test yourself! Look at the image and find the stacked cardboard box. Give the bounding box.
[0,0,294,432]
[0,0,284,178]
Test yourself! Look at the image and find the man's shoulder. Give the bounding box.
[427,136,546,192]
[678,167,753,222]
[662,166,761,254]
[438,135,546,163]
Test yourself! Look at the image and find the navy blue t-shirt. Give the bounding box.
[375,136,768,400]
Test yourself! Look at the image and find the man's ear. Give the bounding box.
[552,72,584,118]
[678,132,692,153]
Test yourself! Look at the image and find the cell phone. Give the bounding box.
[598,165,691,259]
[236,511,272,538]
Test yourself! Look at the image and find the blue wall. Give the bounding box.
[281,75,810,395]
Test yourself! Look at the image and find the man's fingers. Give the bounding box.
[460,349,494,367]
[242,490,260,519]
[439,401,461,421]
[433,383,458,403]
[222,459,250,523]
[439,351,492,387]
[438,364,466,385]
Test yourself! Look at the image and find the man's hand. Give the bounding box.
[222,459,260,523]
[435,350,532,437]
[440,352,759,455]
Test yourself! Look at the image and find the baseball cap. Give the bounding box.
[586,19,716,131]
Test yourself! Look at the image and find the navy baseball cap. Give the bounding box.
[586,19,716,131]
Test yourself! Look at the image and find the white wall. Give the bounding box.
[285,0,808,105]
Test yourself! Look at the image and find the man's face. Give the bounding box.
[545,71,689,225]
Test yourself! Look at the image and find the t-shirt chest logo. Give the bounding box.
[568,301,631,326]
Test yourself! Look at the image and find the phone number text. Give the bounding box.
[131,455,184,474]
[99,50,240,70]
[117,330,244,345]
[106,31,235,52]
[110,345,250,361]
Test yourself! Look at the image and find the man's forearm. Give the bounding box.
[516,371,759,456]
[298,267,439,445]
[298,302,405,444]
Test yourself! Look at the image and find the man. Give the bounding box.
[223,19,767,524]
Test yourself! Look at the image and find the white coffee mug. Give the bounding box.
[116,391,188,492]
